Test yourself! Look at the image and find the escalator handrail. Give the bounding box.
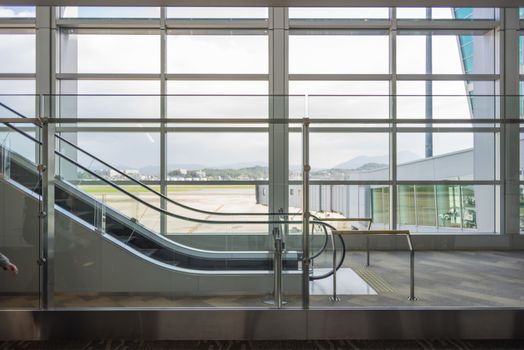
[1,102,348,278]
[0,120,336,228]
[0,101,296,218]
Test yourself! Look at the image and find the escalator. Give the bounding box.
[0,102,345,279]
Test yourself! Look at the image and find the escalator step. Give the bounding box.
[140,249,157,257]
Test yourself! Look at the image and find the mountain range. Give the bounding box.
[107,152,421,175]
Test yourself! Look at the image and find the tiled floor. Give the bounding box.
[1,251,524,309]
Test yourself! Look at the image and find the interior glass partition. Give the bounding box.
[1,5,524,312]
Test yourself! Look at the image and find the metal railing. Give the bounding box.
[332,229,415,301]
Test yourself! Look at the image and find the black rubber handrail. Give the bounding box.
[0,101,297,218]
[0,119,335,228]
[1,103,348,280]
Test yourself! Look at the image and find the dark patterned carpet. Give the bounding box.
[1,340,524,350]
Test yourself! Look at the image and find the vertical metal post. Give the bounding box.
[330,232,339,302]
[269,7,289,241]
[366,236,370,267]
[366,219,370,267]
[409,249,415,300]
[36,6,55,310]
[406,235,416,301]
[425,7,434,159]
[264,227,286,308]
[40,94,55,310]
[500,9,520,235]
[160,7,168,235]
[302,118,310,309]
[389,8,398,231]
[274,227,284,308]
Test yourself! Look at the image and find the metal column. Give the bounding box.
[160,7,168,235]
[269,7,290,304]
[499,8,520,236]
[36,6,56,310]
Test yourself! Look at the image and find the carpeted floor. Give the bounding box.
[0,340,524,350]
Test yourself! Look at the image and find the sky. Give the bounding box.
[0,6,501,171]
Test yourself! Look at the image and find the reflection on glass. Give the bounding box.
[397,184,492,233]
[286,184,389,229]
[371,186,390,228]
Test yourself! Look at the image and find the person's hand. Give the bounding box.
[3,263,18,276]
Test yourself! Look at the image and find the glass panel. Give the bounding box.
[397,81,497,120]
[167,80,268,94]
[167,132,268,180]
[59,132,160,183]
[520,34,524,75]
[0,32,35,73]
[307,95,389,119]
[397,8,495,20]
[60,31,161,74]
[520,185,524,233]
[289,34,389,74]
[166,184,267,236]
[289,81,389,120]
[308,133,389,181]
[166,95,269,119]
[57,131,161,234]
[57,81,160,125]
[0,81,36,119]
[287,184,387,228]
[167,33,268,74]
[61,7,160,18]
[0,6,35,17]
[397,133,496,181]
[289,81,389,95]
[0,128,39,309]
[167,7,268,19]
[398,185,497,233]
[397,32,495,75]
[289,8,389,19]
[53,131,289,308]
